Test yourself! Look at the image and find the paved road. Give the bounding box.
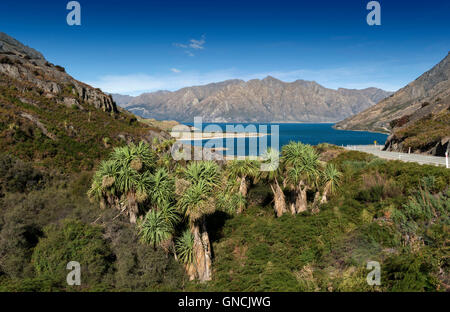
[344,145,449,168]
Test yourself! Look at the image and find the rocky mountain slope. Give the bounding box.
[335,52,450,156]
[114,78,392,123]
[0,32,169,170]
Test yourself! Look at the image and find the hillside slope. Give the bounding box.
[0,32,169,170]
[335,52,450,156]
[113,78,392,123]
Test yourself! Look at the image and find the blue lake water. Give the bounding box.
[181,123,388,156]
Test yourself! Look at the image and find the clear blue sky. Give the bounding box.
[1,0,449,95]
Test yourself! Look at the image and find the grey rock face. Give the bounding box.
[0,32,45,60]
[114,78,392,123]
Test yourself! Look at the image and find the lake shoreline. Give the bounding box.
[173,123,389,156]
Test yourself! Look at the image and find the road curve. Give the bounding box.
[344,145,448,168]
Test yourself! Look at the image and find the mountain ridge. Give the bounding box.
[112,77,393,123]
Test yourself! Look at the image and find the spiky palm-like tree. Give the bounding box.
[177,161,221,282]
[89,141,158,223]
[147,167,175,209]
[88,160,120,209]
[233,193,247,214]
[183,161,221,187]
[216,184,247,215]
[175,229,196,280]
[138,209,173,249]
[115,165,141,223]
[112,141,156,172]
[138,200,180,253]
[226,159,259,201]
[175,229,194,264]
[159,201,181,228]
[282,141,306,167]
[178,180,214,221]
[320,163,342,204]
[260,148,287,217]
[282,142,321,213]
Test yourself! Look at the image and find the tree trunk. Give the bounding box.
[320,183,330,204]
[114,197,122,212]
[295,184,308,213]
[239,175,248,197]
[313,191,320,205]
[171,239,178,261]
[236,176,248,214]
[270,180,287,217]
[289,202,296,215]
[127,191,139,224]
[99,198,106,210]
[190,223,202,281]
[185,263,196,281]
[106,193,119,210]
[191,219,212,282]
[200,220,212,281]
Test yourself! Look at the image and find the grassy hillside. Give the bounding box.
[0,72,166,171]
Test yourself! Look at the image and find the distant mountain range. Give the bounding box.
[336,52,450,156]
[112,78,392,123]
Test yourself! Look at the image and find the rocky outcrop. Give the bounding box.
[0,32,118,113]
[431,137,450,156]
[0,32,44,60]
[113,77,392,123]
[335,52,450,133]
[19,112,57,140]
[384,132,450,156]
[335,52,450,156]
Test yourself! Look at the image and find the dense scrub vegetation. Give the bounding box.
[394,108,450,152]
[0,140,448,291]
[0,152,186,291]
[190,150,449,291]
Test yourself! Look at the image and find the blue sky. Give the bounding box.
[1,0,449,95]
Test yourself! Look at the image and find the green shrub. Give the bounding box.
[31,219,113,290]
[0,276,59,292]
[392,185,449,237]
[247,183,272,207]
[105,218,186,291]
[382,253,440,291]
[356,185,384,202]
[0,154,44,193]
